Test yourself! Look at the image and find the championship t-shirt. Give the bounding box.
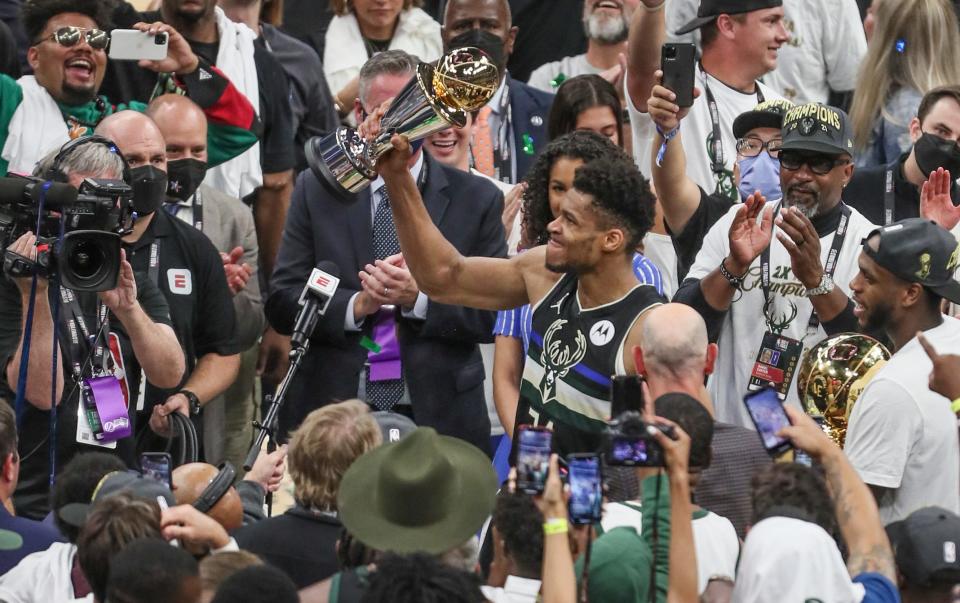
[684,201,876,427]
[626,71,782,201]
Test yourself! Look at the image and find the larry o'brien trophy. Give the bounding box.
[305,47,499,198]
[796,333,891,446]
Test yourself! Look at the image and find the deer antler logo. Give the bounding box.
[764,297,799,334]
[538,319,588,406]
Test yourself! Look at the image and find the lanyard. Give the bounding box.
[147,239,161,285]
[883,168,895,226]
[59,287,110,376]
[165,189,203,231]
[492,84,513,183]
[700,63,765,183]
[760,203,851,332]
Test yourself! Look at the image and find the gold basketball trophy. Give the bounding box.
[796,333,891,446]
[306,47,499,197]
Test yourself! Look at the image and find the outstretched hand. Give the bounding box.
[727,192,773,273]
[920,168,960,231]
[647,70,701,132]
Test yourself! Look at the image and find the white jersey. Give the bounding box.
[626,69,782,200]
[685,201,876,427]
[845,317,960,524]
[527,54,602,93]
[643,231,679,298]
[665,0,865,104]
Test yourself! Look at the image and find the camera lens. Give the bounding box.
[67,239,105,280]
[664,46,677,59]
[155,33,167,45]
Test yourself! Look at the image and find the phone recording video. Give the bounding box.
[139,452,172,489]
[567,454,602,525]
[743,387,793,455]
[515,425,552,494]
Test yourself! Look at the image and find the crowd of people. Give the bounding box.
[0,0,959,600]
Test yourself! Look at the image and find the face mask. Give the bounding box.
[166,158,207,202]
[914,132,960,177]
[738,152,782,202]
[446,29,506,73]
[130,164,168,216]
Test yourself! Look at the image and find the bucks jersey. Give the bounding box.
[516,273,664,454]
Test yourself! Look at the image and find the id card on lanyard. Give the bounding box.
[700,63,765,191]
[748,204,852,398]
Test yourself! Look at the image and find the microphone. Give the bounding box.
[0,177,78,209]
[291,261,341,350]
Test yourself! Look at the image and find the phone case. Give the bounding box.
[109,30,169,61]
[743,388,793,455]
[661,43,697,108]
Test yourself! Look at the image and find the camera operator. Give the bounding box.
[94,111,239,445]
[0,138,184,519]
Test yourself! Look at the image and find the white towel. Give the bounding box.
[202,7,263,199]
[1,76,71,176]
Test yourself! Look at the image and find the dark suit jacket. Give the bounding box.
[266,154,507,453]
[507,76,554,182]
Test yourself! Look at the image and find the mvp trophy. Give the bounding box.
[306,47,499,198]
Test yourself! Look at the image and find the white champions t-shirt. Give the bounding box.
[845,317,960,524]
[527,54,602,94]
[664,0,865,105]
[626,70,782,200]
[685,201,876,427]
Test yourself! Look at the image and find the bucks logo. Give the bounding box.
[764,297,799,334]
[539,319,587,407]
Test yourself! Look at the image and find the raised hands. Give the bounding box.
[647,70,701,133]
[775,206,824,289]
[726,192,773,274]
[920,168,960,231]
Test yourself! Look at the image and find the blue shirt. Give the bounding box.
[0,503,64,574]
[854,572,901,603]
[493,253,664,352]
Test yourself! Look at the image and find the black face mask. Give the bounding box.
[914,132,960,177]
[166,158,207,202]
[446,28,506,74]
[130,164,169,216]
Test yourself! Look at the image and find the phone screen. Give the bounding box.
[744,388,792,452]
[516,426,552,494]
[140,453,172,489]
[568,455,602,524]
[609,436,654,465]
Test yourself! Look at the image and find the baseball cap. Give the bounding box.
[676,0,783,35]
[862,218,960,304]
[58,469,176,528]
[372,411,417,444]
[779,103,855,156]
[732,99,794,139]
[887,506,960,586]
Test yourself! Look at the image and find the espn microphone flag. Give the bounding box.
[297,265,340,316]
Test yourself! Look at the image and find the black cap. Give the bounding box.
[780,103,855,156]
[732,99,794,139]
[887,507,960,586]
[676,0,783,35]
[58,470,176,528]
[863,218,960,304]
[372,411,417,443]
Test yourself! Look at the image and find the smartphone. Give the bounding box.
[743,387,793,456]
[610,375,643,419]
[140,452,173,489]
[515,425,552,494]
[567,454,602,525]
[661,43,697,108]
[109,29,169,61]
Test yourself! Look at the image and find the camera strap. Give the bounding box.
[59,289,110,376]
[192,188,203,232]
[700,63,765,188]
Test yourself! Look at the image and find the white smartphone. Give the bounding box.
[108,29,169,61]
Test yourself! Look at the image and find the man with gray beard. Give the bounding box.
[674,102,877,428]
[526,0,635,93]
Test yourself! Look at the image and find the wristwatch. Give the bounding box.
[805,273,835,297]
[178,389,201,415]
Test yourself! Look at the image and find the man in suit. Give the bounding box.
[266,50,507,454]
[147,94,265,469]
[442,0,554,184]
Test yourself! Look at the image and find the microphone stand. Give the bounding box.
[244,339,310,517]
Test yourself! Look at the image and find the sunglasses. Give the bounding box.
[39,26,109,51]
[778,151,849,176]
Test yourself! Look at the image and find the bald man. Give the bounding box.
[441,0,553,183]
[146,95,264,467]
[96,111,240,446]
[634,303,770,538]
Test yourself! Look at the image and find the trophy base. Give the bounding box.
[305,127,377,202]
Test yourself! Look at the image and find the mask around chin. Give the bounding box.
[446,29,506,75]
[737,152,782,203]
[130,164,169,216]
[914,132,960,177]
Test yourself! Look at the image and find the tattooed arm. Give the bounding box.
[778,406,897,582]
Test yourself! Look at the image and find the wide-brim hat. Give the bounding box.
[337,427,497,555]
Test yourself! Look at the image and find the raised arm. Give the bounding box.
[626,0,668,113]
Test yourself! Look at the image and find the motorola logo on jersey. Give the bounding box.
[589,320,616,346]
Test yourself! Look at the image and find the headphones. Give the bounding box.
[44,134,132,184]
[192,462,237,513]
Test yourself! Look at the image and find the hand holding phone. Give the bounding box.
[109,29,169,61]
[743,387,793,456]
[660,43,697,108]
[567,454,602,525]
[516,425,552,494]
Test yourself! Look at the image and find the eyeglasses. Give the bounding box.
[778,151,849,175]
[39,26,109,51]
[736,137,783,158]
